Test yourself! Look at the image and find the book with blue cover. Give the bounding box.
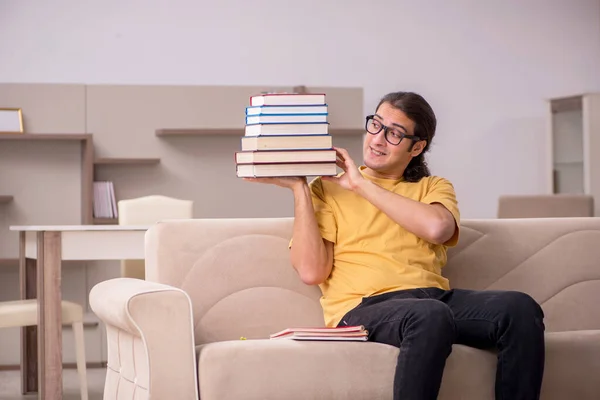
[246,105,328,116]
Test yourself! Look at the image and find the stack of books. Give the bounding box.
[235,92,338,178]
[269,325,368,341]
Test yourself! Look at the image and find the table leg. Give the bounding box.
[19,230,38,394]
[37,231,63,400]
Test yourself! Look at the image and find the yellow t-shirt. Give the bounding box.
[310,166,461,327]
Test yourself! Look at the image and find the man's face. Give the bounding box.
[362,102,425,179]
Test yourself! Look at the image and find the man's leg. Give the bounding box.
[340,290,456,400]
[433,288,545,400]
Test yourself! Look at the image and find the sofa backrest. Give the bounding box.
[145,218,324,345]
[145,217,600,344]
[444,217,600,332]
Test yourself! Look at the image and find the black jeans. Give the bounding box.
[338,287,545,400]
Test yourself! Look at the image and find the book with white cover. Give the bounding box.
[245,123,328,136]
[246,105,328,115]
[236,162,337,178]
[241,135,332,151]
[246,114,328,125]
[250,93,325,106]
[235,149,336,164]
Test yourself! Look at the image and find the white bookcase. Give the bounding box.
[547,93,600,216]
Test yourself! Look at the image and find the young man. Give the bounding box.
[245,91,545,400]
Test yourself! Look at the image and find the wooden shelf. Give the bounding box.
[0,133,91,141]
[156,128,243,136]
[93,218,118,225]
[0,133,94,224]
[0,195,14,204]
[0,258,82,268]
[94,158,160,165]
[156,128,364,136]
[0,258,18,268]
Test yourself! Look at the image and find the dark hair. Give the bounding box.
[376,92,437,182]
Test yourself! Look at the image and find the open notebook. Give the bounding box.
[270,325,368,341]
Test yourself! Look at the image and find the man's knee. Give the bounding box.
[499,291,545,330]
[409,299,455,334]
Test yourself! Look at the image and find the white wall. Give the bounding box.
[1,0,600,218]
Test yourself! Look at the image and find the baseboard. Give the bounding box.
[0,362,106,371]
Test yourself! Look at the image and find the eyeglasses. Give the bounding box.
[365,115,421,146]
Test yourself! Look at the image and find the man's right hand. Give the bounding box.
[243,177,307,191]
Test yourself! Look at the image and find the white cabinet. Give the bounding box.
[548,94,600,216]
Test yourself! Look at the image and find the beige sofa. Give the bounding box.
[89,217,600,400]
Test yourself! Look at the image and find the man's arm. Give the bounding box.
[321,148,457,245]
[243,176,334,285]
[289,183,334,285]
[354,180,456,245]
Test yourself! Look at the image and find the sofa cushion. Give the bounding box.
[196,340,496,400]
[196,330,600,400]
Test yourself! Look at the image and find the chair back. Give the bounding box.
[497,194,594,218]
[118,195,193,279]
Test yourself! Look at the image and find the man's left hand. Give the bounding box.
[322,147,365,191]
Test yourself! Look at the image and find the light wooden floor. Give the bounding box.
[0,368,106,399]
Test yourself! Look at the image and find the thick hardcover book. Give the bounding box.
[246,105,328,116]
[235,149,336,164]
[241,135,332,151]
[245,122,329,136]
[250,93,326,106]
[246,114,328,125]
[236,162,337,178]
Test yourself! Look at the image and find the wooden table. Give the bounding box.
[9,225,151,400]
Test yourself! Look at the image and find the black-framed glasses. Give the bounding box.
[365,115,421,146]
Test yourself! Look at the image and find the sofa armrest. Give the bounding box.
[90,278,198,400]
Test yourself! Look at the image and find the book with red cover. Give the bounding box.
[270,325,368,341]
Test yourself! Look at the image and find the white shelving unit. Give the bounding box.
[548,93,600,216]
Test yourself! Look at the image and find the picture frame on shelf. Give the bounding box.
[0,108,24,133]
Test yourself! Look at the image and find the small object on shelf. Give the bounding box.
[0,108,24,133]
[93,181,118,221]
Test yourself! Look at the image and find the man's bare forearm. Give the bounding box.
[354,179,455,244]
[290,183,331,285]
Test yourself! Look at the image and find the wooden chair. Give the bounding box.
[497,194,594,218]
[0,299,88,399]
[118,195,194,280]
